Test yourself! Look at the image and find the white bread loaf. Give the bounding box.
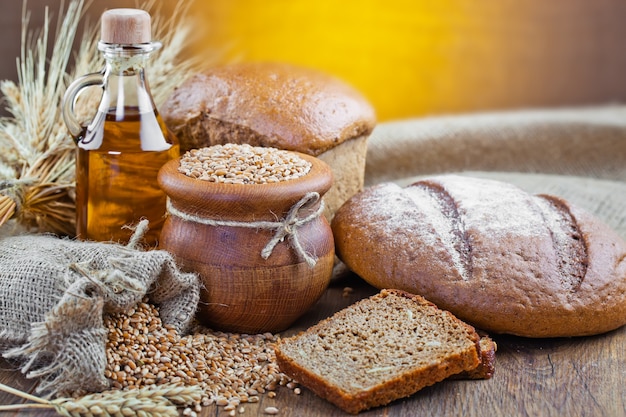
[331,175,626,337]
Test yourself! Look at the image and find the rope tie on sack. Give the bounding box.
[122,218,151,250]
[166,192,324,267]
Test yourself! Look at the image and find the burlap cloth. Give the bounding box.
[365,105,626,240]
[0,222,200,397]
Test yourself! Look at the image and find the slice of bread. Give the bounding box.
[274,289,482,414]
[451,335,497,380]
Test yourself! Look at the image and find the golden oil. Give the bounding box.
[75,107,178,245]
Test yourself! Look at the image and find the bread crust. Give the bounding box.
[451,335,496,380]
[161,62,376,155]
[331,175,626,337]
[275,289,481,414]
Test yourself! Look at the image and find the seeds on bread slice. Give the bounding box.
[274,289,481,414]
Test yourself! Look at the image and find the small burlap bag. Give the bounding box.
[0,221,200,397]
[366,105,626,240]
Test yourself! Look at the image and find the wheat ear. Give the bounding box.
[0,382,203,417]
[0,0,206,235]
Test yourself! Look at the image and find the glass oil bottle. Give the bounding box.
[62,9,178,246]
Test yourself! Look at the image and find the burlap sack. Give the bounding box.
[0,222,200,397]
[365,105,626,240]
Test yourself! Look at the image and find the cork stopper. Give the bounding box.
[101,8,151,44]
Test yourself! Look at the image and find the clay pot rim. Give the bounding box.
[158,150,333,206]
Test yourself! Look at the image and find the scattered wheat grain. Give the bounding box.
[104,300,294,413]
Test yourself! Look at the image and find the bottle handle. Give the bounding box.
[62,71,105,139]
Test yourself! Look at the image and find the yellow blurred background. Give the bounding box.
[189,0,626,122]
[2,0,626,122]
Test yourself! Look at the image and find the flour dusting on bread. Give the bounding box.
[332,174,626,337]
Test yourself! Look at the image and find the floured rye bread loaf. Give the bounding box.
[275,289,482,414]
[161,62,376,220]
[331,175,626,338]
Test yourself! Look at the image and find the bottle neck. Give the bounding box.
[98,41,161,117]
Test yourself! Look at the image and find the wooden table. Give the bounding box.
[0,270,624,417]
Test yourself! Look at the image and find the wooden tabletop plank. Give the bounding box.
[0,272,624,416]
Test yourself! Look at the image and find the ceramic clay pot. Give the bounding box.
[158,151,334,334]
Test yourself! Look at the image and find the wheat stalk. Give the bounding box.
[0,0,207,236]
[0,382,203,417]
[0,195,16,225]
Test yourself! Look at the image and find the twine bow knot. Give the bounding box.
[166,192,324,267]
[259,192,322,266]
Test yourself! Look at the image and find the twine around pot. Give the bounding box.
[166,191,325,267]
